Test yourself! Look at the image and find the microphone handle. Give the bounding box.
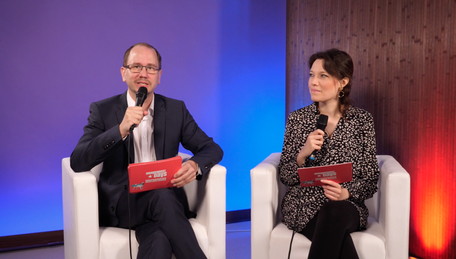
[128,87,147,133]
[309,114,328,161]
[308,130,324,161]
[129,102,144,132]
[308,134,324,160]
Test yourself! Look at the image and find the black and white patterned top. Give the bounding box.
[279,103,379,232]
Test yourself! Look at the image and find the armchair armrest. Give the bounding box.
[376,155,410,259]
[250,152,282,259]
[180,152,227,259]
[62,157,101,259]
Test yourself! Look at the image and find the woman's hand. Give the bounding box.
[297,129,325,166]
[321,179,350,201]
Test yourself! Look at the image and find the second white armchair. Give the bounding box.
[250,153,410,259]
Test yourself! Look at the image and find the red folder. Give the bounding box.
[127,156,182,193]
[298,162,353,187]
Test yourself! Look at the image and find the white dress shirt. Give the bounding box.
[126,92,202,176]
[127,92,156,163]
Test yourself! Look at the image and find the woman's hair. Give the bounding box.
[308,48,354,117]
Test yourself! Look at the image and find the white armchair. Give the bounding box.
[62,153,226,259]
[251,153,410,259]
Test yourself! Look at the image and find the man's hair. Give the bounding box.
[308,48,354,117]
[123,42,162,69]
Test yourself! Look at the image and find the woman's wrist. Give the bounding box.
[296,152,307,167]
[340,188,351,200]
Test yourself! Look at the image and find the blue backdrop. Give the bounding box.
[0,0,286,236]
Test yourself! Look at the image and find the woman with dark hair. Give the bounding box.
[279,49,379,259]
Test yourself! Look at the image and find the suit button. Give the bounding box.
[110,206,115,212]
[123,185,127,189]
[204,163,213,169]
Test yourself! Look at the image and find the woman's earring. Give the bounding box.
[338,90,345,98]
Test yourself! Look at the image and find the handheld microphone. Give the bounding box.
[129,87,148,132]
[309,114,328,160]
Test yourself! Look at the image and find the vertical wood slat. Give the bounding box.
[286,0,456,258]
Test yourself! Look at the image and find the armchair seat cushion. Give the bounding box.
[351,218,386,259]
[269,218,385,259]
[269,223,311,259]
[99,227,138,259]
[189,218,210,256]
[97,219,209,259]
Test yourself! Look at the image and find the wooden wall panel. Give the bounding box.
[286,0,456,258]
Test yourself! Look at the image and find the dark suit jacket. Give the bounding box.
[70,91,223,226]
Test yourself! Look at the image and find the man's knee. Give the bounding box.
[150,189,185,215]
[136,223,172,258]
[136,222,168,243]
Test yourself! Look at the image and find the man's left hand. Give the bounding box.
[171,160,198,188]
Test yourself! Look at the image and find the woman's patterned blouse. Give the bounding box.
[279,103,380,232]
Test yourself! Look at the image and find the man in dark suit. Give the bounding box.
[70,42,223,259]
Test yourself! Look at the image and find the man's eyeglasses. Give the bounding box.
[124,64,161,74]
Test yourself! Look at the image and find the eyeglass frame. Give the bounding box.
[123,64,161,74]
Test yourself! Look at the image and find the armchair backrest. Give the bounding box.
[178,152,200,212]
[365,187,380,221]
[364,155,384,221]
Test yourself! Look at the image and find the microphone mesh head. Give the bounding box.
[137,86,148,96]
[135,87,148,106]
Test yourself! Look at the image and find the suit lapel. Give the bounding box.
[154,94,165,160]
[117,91,135,163]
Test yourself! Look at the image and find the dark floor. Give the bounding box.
[0,221,251,259]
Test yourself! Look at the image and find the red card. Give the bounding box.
[128,156,182,193]
[298,162,353,187]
